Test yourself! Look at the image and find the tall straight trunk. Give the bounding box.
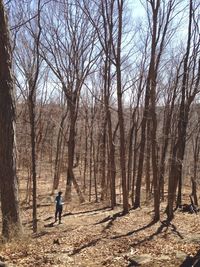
[151,108,160,222]
[167,1,193,219]
[127,79,142,194]
[65,96,85,203]
[53,131,63,191]
[159,64,179,201]
[191,132,200,206]
[149,0,160,222]
[28,0,41,233]
[175,1,194,208]
[100,119,107,200]
[65,100,76,201]
[89,118,93,202]
[127,119,135,193]
[176,60,200,207]
[28,78,37,233]
[134,0,161,220]
[107,111,116,208]
[191,176,198,206]
[159,106,173,201]
[134,93,150,208]
[167,140,178,220]
[145,119,151,202]
[176,108,190,207]
[116,0,128,214]
[131,125,139,206]
[0,0,22,239]
[52,110,67,192]
[103,37,116,207]
[83,109,88,192]
[93,139,98,203]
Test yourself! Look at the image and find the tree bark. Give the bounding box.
[0,0,22,239]
[52,109,67,192]
[115,0,129,214]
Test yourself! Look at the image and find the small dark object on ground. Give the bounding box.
[53,239,60,245]
[44,222,54,227]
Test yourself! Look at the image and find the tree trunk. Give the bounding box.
[28,84,37,233]
[107,111,116,208]
[167,1,193,217]
[149,0,160,222]
[83,109,88,192]
[65,93,85,203]
[191,131,200,206]
[127,120,135,193]
[167,141,178,220]
[134,92,150,208]
[65,100,76,201]
[145,119,151,202]
[100,119,107,201]
[0,0,22,239]
[52,110,67,192]
[116,0,129,214]
[93,139,98,203]
[89,116,93,202]
[131,126,139,206]
[159,97,176,201]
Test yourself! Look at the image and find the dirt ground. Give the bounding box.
[0,189,200,267]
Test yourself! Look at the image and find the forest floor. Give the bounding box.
[0,188,200,267]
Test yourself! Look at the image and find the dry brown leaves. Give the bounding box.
[0,201,200,267]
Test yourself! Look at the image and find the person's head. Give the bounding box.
[58,191,62,195]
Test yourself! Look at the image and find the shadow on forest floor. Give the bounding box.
[110,219,184,243]
[22,203,53,210]
[43,206,111,222]
[70,238,101,255]
[43,206,111,227]
[94,211,124,232]
[44,221,57,227]
[128,220,184,249]
[68,206,111,216]
[180,250,200,267]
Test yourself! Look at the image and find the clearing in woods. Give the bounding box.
[0,176,200,267]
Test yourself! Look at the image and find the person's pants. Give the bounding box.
[55,206,63,223]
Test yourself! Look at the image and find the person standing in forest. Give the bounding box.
[55,191,64,224]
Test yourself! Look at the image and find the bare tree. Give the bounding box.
[41,0,98,202]
[134,0,182,221]
[0,0,22,239]
[52,100,68,193]
[167,0,200,220]
[13,0,42,232]
[190,110,200,206]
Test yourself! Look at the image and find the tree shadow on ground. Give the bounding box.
[129,220,184,248]
[43,207,111,222]
[69,206,111,216]
[22,203,53,210]
[94,211,125,232]
[110,219,183,244]
[180,250,200,267]
[111,220,156,239]
[32,231,49,238]
[70,238,101,255]
[44,216,54,221]
[44,221,56,227]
